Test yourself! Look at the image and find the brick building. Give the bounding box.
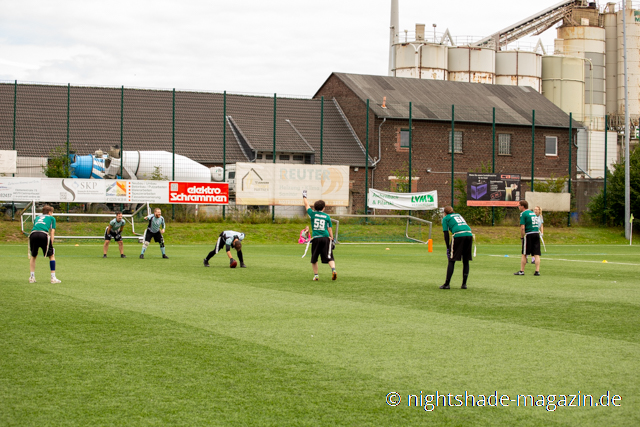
[315,73,579,210]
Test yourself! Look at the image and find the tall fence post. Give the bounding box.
[408,102,412,192]
[67,83,71,214]
[451,105,455,206]
[568,112,572,227]
[223,91,227,220]
[365,99,369,214]
[272,93,276,223]
[531,110,535,193]
[492,107,495,226]
[172,88,176,220]
[12,80,17,220]
[604,115,608,223]
[120,86,124,213]
[320,96,324,165]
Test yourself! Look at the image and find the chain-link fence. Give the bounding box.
[1,81,631,225]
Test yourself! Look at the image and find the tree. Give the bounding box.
[43,146,70,178]
[587,147,640,227]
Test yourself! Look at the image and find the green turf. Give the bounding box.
[1,241,639,426]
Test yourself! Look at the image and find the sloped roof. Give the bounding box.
[316,72,579,129]
[0,83,368,166]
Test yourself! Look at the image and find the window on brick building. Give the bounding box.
[400,129,410,148]
[545,136,558,156]
[265,154,273,160]
[448,131,463,153]
[498,134,511,155]
[279,154,290,161]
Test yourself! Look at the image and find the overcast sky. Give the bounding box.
[1,0,564,96]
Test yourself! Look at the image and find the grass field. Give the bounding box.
[1,235,640,425]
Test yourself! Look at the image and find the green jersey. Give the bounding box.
[442,213,472,237]
[32,214,56,233]
[307,208,332,238]
[520,210,540,233]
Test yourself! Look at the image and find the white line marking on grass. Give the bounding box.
[491,255,640,266]
[540,258,640,266]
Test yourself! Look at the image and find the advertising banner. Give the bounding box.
[235,163,349,206]
[0,150,17,174]
[0,177,229,205]
[368,189,438,210]
[466,173,521,207]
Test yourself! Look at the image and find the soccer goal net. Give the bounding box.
[332,214,432,244]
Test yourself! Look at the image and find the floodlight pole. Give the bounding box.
[623,3,631,240]
[172,88,175,220]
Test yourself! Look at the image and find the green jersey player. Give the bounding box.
[303,190,336,281]
[514,200,541,276]
[440,206,473,289]
[28,205,61,284]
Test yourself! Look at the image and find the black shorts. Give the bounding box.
[450,235,473,262]
[29,231,54,257]
[144,230,164,244]
[522,233,541,256]
[104,227,122,242]
[311,237,334,264]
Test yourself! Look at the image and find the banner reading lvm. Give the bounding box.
[368,189,438,210]
[0,177,229,204]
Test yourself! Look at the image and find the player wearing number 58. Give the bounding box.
[303,190,337,281]
[440,206,473,289]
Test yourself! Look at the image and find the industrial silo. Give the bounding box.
[604,2,618,116]
[394,43,420,78]
[419,44,449,80]
[616,2,640,118]
[556,24,607,131]
[495,50,542,92]
[541,55,585,122]
[447,46,495,84]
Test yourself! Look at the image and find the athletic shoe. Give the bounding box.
[514,271,525,275]
[50,278,61,284]
[240,263,247,268]
[103,254,107,258]
[534,271,540,276]
[121,254,126,258]
[439,284,450,289]
[29,276,36,283]
[139,254,144,259]
[332,271,337,280]
[531,259,535,264]
[461,284,467,289]
[203,258,210,267]
[162,254,169,259]
[313,276,319,281]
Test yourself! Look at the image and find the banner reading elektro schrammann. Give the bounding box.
[368,189,438,210]
[235,163,349,206]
